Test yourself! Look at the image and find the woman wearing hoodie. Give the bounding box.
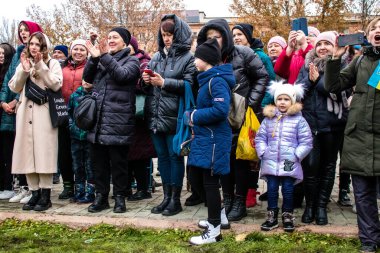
[0,21,43,204]
[142,14,196,216]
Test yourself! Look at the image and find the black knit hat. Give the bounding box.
[110,27,131,45]
[232,23,254,45]
[194,38,221,66]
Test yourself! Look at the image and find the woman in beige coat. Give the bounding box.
[9,32,63,211]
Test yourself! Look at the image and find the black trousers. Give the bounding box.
[92,143,129,196]
[0,131,15,191]
[128,159,150,191]
[352,175,380,245]
[191,166,221,226]
[58,125,74,184]
[221,150,250,197]
[188,165,206,200]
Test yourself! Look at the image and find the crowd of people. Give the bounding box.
[0,15,379,252]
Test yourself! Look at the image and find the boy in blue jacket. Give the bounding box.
[186,38,235,245]
[67,80,95,203]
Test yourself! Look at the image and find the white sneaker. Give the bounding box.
[190,221,222,245]
[20,192,32,204]
[198,208,230,229]
[9,186,29,203]
[0,190,16,200]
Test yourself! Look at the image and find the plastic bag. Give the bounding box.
[236,107,260,161]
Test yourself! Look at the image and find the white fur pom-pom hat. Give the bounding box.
[268,80,304,105]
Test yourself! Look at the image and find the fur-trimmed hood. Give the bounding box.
[263,103,303,118]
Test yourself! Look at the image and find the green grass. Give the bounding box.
[0,218,360,253]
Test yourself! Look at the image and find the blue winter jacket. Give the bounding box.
[187,64,235,175]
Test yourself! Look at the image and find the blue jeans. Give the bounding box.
[151,133,184,187]
[267,175,295,212]
[71,139,94,184]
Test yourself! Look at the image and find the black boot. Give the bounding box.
[302,175,318,223]
[128,190,152,201]
[261,209,279,231]
[315,166,335,225]
[258,191,268,201]
[223,193,234,215]
[227,195,247,221]
[162,186,182,216]
[282,212,295,232]
[59,181,74,199]
[114,195,126,213]
[34,189,52,211]
[185,191,204,206]
[88,193,110,213]
[22,190,41,210]
[151,184,171,214]
[301,207,315,224]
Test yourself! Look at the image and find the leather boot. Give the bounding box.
[22,190,41,211]
[34,189,52,211]
[227,195,247,221]
[282,212,295,232]
[223,193,234,215]
[151,184,171,214]
[162,186,182,216]
[302,176,318,223]
[315,165,335,225]
[88,193,110,213]
[114,195,126,213]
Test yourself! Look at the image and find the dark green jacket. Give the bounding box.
[324,47,380,176]
[68,86,89,141]
[0,45,23,132]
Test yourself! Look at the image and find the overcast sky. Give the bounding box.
[0,0,234,21]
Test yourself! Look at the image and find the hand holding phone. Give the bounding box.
[291,17,308,36]
[144,69,156,77]
[337,33,365,47]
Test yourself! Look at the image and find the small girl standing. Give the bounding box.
[255,81,312,232]
[187,38,235,245]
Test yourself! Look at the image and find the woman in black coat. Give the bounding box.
[142,14,196,216]
[83,27,140,213]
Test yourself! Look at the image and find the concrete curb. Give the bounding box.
[0,211,358,237]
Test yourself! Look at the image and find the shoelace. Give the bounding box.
[267,211,275,222]
[201,228,211,240]
[283,212,295,222]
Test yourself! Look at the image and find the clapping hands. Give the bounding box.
[309,63,319,82]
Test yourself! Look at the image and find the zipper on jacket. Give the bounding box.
[206,126,215,175]
[276,116,284,176]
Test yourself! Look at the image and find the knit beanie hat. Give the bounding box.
[70,39,87,52]
[129,36,139,53]
[315,31,337,47]
[267,36,287,49]
[308,26,320,37]
[194,38,221,66]
[232,23,253,45]
[110,27,131,45]
[268,81,304,105]
[54,45,68,57]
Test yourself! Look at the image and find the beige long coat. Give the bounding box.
[9,57,63,174]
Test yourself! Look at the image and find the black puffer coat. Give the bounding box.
[296,49,350,134]
[197,19,269,115]
[144,14,196,134]
[83,48,140,145]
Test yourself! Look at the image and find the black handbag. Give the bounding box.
[24,77,48,105]
[47,89,69,128]
[73,93,98,130]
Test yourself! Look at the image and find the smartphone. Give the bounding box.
[291,17,308,36]
[144,69,156,77]
[337,33,365,47]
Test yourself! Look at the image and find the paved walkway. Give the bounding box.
[0,161,362,237]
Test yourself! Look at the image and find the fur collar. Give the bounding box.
[263,103,303,118]
[304,49,347,72]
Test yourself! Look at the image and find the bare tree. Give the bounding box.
[347,0,380,30]
[311,0,348,32]
[27,0,184,53]
[0,18,18,46]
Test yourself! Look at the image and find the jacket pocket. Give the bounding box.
[344,123,356,136]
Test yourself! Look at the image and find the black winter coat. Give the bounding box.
[83,48,140,145]
[144,14,196,134]
[296,49,350,134]
[197,19,269,115]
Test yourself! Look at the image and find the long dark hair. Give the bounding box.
[0,43,16,85]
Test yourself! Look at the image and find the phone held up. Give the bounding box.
[144,69,156,77]
[337,33,365,47]
[291,17,308,36]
